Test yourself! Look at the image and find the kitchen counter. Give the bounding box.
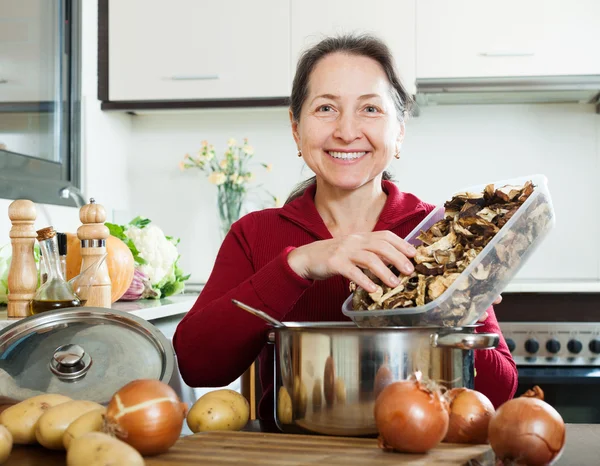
[4,423,598,465]
[0,293,198,328]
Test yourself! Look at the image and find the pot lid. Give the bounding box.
[0,307,174,405]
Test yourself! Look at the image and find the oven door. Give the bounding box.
[516,366,600,423]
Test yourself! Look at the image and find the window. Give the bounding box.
[0,0,81,207]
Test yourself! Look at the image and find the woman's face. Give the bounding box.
[291,52,404,192]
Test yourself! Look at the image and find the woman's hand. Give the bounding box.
[287,231,416,292]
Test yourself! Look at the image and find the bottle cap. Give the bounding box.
[36,226,56,242]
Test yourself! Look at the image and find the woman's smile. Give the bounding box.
[326,150,370,162]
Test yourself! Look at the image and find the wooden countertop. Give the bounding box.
[4,422,598,465]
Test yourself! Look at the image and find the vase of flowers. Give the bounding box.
[180,138,276,238]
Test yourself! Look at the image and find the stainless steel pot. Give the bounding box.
[270,322,498,436]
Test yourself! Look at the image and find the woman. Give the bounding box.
[173,34,517,420]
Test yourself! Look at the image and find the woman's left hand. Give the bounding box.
[477,295,503,322]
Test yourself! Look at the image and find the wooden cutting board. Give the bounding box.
[145,431,495,465]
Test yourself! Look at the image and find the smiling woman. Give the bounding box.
[173,34,517,422]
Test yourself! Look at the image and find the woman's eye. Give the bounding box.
[364,106,379,113]
[317,105,333,112]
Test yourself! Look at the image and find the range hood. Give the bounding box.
[415,75,600,109]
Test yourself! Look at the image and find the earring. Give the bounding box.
[297,150,302,158]
[394,151,400,160]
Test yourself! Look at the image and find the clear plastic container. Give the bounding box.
[342,174,556,327]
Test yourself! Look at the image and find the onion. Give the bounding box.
[521,385,544,400]
[488,397,566,466]
[119,268,158,301]
[104,379,187,456]
[374,376,449,453]
[443,388,495,444]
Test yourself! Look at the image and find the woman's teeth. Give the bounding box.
[328,151,367,160]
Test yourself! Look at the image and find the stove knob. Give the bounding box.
[524,339,540,354]
[589,339,600,354]
[506,338,516,353]
[567,339,583,354]
[546,339,561,354]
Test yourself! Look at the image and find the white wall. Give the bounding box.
[127,102,600,286]
[0,1,131,248]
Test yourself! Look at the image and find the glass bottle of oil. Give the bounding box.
[30,227,81,315]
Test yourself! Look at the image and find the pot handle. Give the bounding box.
[431,333,499,350]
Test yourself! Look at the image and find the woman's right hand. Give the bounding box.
[286,231,417,292]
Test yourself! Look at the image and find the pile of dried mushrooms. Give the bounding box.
[350,180,553,326]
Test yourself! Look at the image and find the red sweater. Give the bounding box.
[173,181,518,420]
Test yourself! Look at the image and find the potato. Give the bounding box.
[0,425,12,464]
[36,400,103,450]
[187,389,249,433]
[0,394,72,444]
[63,407,106,450]
[66,432,144,466]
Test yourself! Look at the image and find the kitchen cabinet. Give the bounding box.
[0,0,56,103]
[416,0,600,79]
[291,0,416,95]
[106,0,290,102]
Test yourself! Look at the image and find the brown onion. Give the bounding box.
[443,388,495,444]
[374,377,449,453]
[488,397,565,466]
[104,379,187,456]
[521,385,545,401]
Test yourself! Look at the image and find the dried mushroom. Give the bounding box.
[350,180,554,327]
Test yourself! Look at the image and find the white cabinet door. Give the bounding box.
[0,0,57,102]
[291,0,416,95]
[109,0,290,101]
[417,0,600,79]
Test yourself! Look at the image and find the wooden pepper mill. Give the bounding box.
[7,200,37,319]
[77,198,112,308]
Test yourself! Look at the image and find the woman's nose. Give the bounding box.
[333,112,362,142]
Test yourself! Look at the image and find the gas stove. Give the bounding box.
[499,322,600,366]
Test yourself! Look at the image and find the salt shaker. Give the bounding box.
[77,198,112,308]
[7,200,37,319]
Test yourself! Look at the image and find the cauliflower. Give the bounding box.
[125,224,179,286]
[106,217,190,300]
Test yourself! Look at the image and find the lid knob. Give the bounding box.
[53,344,85,367]
[50,344,92,381]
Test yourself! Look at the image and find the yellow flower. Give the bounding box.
[184,153,192,160]
[219,159,228,169]
[245,172,255,181]
[205,151,214,161]
[243,145,254,155]
[178,161,186,171]
[236,177,245,185]
[201,140,208,147]
[265,163,273,172]
[232,154,239,161]
[227,138,237,147]
[229,174,239,183]
[208,172,226,185]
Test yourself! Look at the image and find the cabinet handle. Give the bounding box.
[165,75,220,81]
[478,52,535,57]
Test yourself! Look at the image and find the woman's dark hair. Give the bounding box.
[285,34,414,205]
